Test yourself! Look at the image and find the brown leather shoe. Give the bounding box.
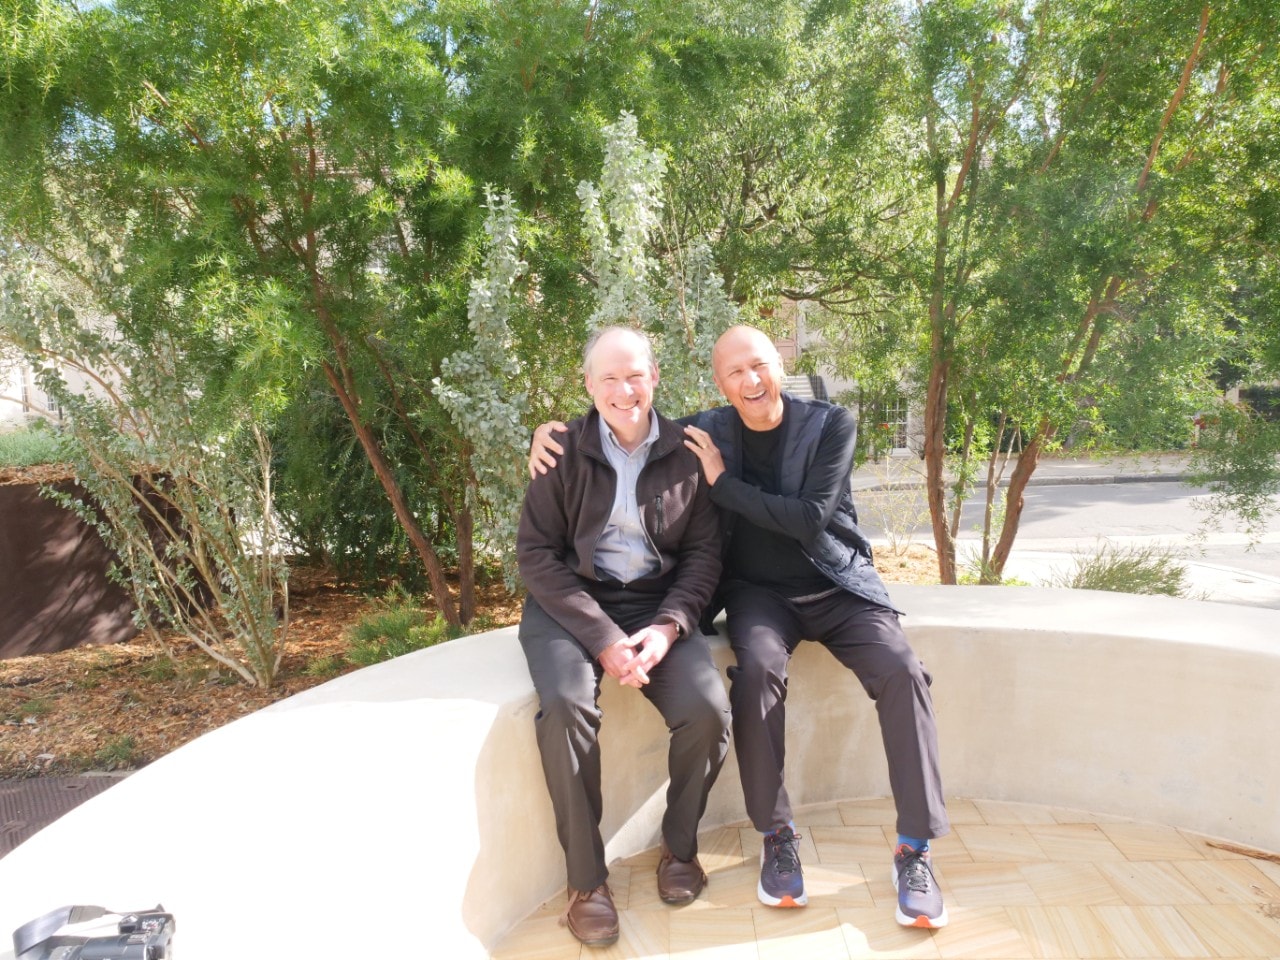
[562,884,619,946]
[657,839,708,904]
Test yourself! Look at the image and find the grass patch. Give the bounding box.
[92,734,140,770]
[0,424,65,467]
[139,657,178,682]
[958,556,1031,586]
[3,695,54,723]
[303,654,345,679]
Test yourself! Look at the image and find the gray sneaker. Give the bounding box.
[758,826,807,907]
[892,844,948,928]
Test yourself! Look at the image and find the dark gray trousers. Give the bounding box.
[519,593,731,891]
[722,581,950,840]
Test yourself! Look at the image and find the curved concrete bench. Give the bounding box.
[0,586,1276,959]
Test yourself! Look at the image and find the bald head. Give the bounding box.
[712,325,781,371]
[711,325,786,431]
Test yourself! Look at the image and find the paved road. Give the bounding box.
[856,478,1280,609]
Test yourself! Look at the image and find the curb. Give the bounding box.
[856,473,1194,493]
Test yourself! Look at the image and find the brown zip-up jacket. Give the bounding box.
[516,407,721,658]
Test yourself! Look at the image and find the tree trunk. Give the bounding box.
[320,360,462,627]
[365,337,477,625]
[456,497,476,625]
[979,414,1007,583]
[923,109,958,584]
[923,354,957,583]
[988,427,1052,579]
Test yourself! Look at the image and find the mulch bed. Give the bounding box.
[0,464,77,486]
[0,566,524,779]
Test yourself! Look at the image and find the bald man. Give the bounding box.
[531,324,950,929]
[518,326,730,946]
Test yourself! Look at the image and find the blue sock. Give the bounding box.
[897,835,929,852]
[765,821,796,837]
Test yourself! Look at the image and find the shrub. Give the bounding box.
[4,239,290,687]
[860,483,931,558]
[1047,542,1190,597]
[41,337,288,687]
[302,654,345,679]
[344,592,487,667]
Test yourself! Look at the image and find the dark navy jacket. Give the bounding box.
[686,394,898,624]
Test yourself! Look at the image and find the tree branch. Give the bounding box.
[1136,3,1210,195]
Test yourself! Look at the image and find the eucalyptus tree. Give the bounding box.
[798,0,1279,583]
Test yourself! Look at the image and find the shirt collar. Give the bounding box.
[598,408,660,457]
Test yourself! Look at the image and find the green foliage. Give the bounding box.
[138,657,178,683]
[3,0,1277,602]
[580,111,668,329]
[957,565,1031,588]
[303,654,346,679]
[1,238,290,686]
[434,113,739,594]
[787,0,1280,582]
[434,191,532,585]
[1188,404,1280,544]
[343,592,478,667]
[577,112,736,416]
[0,422,65,467]
[1046,542,1191,598]
[271,385,444,588]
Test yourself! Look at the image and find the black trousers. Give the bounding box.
[519,593,731,891]
[722,581,950,840]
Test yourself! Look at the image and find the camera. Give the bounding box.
[14,908,174,960]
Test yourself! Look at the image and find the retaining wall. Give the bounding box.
[0,481,136,659]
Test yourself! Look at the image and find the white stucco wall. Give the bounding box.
[0,586,1275,959]
[0,362,32,430]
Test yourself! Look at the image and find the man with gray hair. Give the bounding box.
[517,325,730,947]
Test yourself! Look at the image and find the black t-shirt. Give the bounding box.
[725,408,832,596]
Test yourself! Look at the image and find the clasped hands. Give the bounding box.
[598,623,678,688]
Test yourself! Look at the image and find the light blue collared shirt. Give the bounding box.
[593,411,662,584]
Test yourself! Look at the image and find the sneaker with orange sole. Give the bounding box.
[758,827,807,907]
[892,843,948,928]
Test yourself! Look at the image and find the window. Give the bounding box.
[878,393,908,450]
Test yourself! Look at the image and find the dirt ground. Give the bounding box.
[0,545,940,780]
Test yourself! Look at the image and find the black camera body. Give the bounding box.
[17,909,174,960]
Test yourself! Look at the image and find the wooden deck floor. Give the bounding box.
[491,797,1280,959]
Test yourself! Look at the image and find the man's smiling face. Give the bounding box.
[585,328,658,449]
[712,326,785,431]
